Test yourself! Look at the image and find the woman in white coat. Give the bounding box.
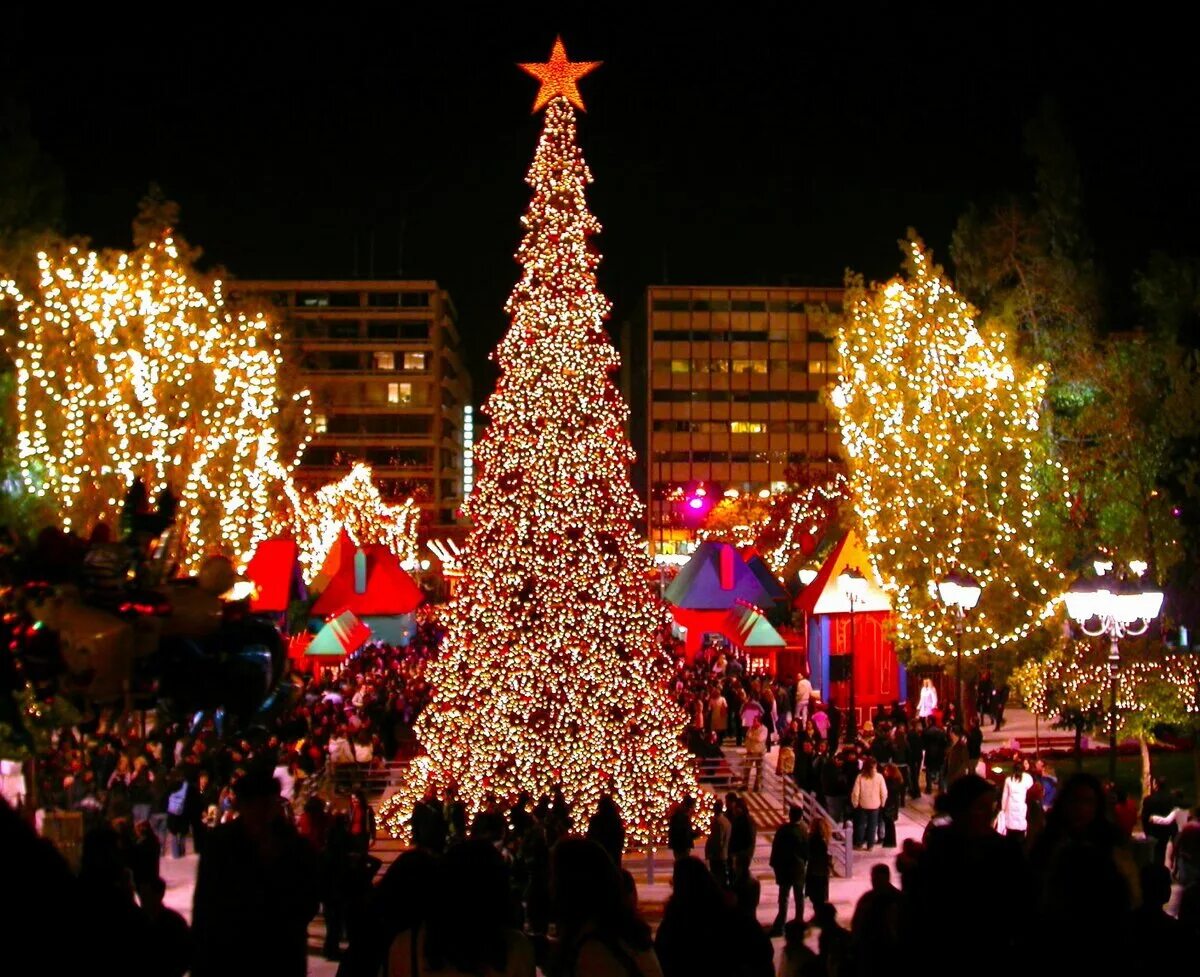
[999,762,1034,842]
[917,678,938,719]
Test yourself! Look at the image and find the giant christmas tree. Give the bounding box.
[380,39,699,844]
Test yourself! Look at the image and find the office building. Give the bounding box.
[227,279,470,530]
[646,285,844,556]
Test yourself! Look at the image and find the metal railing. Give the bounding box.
[693,753,854,878]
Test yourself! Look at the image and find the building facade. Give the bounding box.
[227,279,470,530]
[646,285,843,556]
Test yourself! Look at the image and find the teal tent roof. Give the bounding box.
[722,604,787,648]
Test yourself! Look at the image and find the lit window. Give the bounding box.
[387,383,400,404]
[404,352,426,371]
[374,351,395,370]
[732,359,768,374]
[670,360,691,373]
[314,414,328,434]
[808,360,828,373]
[730,422,766,434]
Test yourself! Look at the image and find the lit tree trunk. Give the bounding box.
[1139,734,1152,798]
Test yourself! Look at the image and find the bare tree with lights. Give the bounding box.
[379,38,700,844]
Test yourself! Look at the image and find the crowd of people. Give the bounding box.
[8,620,1200,975]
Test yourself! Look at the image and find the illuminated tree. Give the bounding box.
[1013,638,1199,793]
[279,463,422,581]
[379,40,699,844]
[0,236,310,572]
[698,472,851,574]
[831,234,1063,662]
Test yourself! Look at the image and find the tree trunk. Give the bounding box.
[1073,722,1084,771]
[1139,734,1153,799]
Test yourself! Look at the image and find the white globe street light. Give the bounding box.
[1063,570,1163,780]
[936,568,983,720]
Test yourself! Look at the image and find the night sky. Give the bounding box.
[7,3,1199,399]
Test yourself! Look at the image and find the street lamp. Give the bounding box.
[1063,568,1163,782]
[936,568,983,722]
[837,565,868,741]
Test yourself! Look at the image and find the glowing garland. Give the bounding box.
[1,239,310,572]
[1016,640,1200,735]
[379,68,700,845]
[280,463,421,582]
[831,237,1064,658]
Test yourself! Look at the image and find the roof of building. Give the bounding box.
[664,540,776,610]
[309,541,424,617]
[793,530,893,616]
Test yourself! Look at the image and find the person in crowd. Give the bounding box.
[944,726,971,784]
[704,797,731,887]
[586,794,626,868]
[850,864,902,977]
[743,715,768,791]
[999,761,1034,843]
[917,678,938,719]
[905,720,924,799]
[965,716,984,774]
[880,763,904,848]
[1141,776,1176,866]
[1129,863,1183,966]
[192,767,320,977]
[164,772,190,859]
[795,674,813,728]
[550,837,660,977]
[654,856,772,977]
[708,687,729,744]
[137,875,191,977]
[903,776,1028,977]
[387,838,534,977]
[812,903,851,977]
[1149,792,1195,879]
[1111,787,1139,841]
[920,717,947,795]
[728,794,757,885]
[777,918,817,977]
[991,684,1010,731]
[667,795,701,860]
[976,670,995,724]
[850,757,887,852]
[1028,773,1137,971]
[804,817,832,921]
[769,805,810,936]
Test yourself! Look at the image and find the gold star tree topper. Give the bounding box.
[518,36,601,112]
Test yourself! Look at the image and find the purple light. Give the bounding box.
[688,498,705,510]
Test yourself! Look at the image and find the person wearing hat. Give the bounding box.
[192,764,320,977]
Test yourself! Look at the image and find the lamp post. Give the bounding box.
[837,566,868,741]
[936,569,983,722]
[1063,568,1163,782]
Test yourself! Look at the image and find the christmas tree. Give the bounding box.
[379,39,699,844]
[831,234,1063,661]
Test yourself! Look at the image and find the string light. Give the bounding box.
[379,74,700,845]
[277,462,421,582]
[1014,640,1200,734]
[0,238,311,573]
[831,237,1064,659]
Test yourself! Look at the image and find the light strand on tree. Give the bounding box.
[378,65,700,844]
[279,463,421,581]
[831,237,1064,658]
[0,239,310,572]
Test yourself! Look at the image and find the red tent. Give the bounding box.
[244,537,305,613]
[310,543,423,618]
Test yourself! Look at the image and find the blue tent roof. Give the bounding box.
[742,551,790,603]
[664,541,776,611]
